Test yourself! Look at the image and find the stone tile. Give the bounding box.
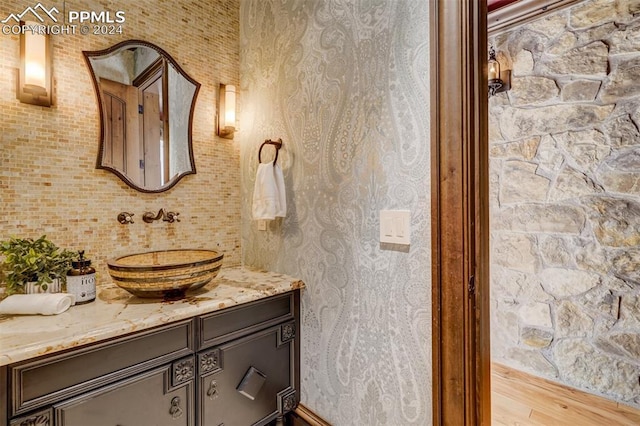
[540,41,608,76]
[561,80,601,102]
[553,129,610,174]
[547,31,577,55]
[619,294,640,328]
[587,196,640,247]
[519,301,553,328]
[570,0,637,29]
[604,114,640,147]
[602,56,640,102]
[505,347,559,378]
[495,204,586,234]
[512,49,534,76]
[554,338,640,401]
[540,268,601,298]
[608,333,640,358]
[490,137,540,161]
[611,249,640,284]
[539,235,571,267]
[500,160,551,203]
[549,167,601,201]
[510,76,559,106]
[500,105,613,140]
[492,233,539,273]
[555,300,594,337]
[521,326,554,348]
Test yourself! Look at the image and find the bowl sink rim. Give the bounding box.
[107,249,223,272]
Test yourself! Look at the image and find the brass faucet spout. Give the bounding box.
[142,209,180,223]
[142,208,166,223]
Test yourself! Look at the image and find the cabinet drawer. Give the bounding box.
[54,359,195,426]
[10,319,194,416]
[198,322,296,426]
[198,293,293,349]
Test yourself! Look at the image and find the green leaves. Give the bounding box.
[0,235,76,295]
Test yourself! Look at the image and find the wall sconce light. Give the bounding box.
[17,21,52,107]
[217,83,236,139]
[488,46,510,97]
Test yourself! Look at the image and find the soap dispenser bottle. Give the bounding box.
[66,250,96,304]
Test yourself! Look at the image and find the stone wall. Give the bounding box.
[490,0,640,407]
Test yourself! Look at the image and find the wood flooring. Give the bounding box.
[492,363,640,425]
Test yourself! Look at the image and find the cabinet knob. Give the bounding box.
[169,396,183,419]
[207,380,219,399]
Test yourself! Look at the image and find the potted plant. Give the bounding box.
[0,235,77,295]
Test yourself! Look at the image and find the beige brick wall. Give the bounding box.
[0,0,240,287]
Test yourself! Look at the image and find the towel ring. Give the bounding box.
[258,138,283,166]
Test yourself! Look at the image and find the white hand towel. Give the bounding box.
[0,293,76,316]
[273,162,286,217]
[252,161,286,220]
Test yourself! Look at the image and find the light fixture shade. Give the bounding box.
[18,21,52,106]
[488,57,500,81]
[488,45,504,97]
[218,83,236,139]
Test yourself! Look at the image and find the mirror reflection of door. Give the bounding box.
[132,59,169,188]
[96,51,171,189]
[100,79,142,186]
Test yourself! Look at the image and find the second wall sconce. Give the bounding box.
[488,46,510,97]
[17,21,52,107]
[217,83,236,139]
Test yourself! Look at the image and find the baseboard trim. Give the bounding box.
[295,403,332,426]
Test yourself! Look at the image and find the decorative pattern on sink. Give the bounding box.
[107,249,224,298]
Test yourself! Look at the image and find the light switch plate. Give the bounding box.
[257,220,267,231]
[380,210,410,245]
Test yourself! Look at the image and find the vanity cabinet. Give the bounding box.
[54,360,195,425]
[2,290,300,426]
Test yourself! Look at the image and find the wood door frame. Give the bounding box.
[430,1,585,424]
[430,1,490,424]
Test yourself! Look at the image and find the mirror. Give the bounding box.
[83,40,200,193]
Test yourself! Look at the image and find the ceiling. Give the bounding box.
[488,0,521,13]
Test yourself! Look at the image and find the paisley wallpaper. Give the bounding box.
[239,1,431,424]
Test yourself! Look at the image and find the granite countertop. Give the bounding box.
[0,266,304,367]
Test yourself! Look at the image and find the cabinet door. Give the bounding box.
[54,358,195,426]
[10,319,193,417]
[199,323,296,426]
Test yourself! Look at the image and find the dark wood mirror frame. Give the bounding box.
[83,40,200,193]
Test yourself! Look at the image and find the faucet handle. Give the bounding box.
[117,212,135,224]
[165,211,180,223]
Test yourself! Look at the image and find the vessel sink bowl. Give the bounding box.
[107,249,223,298]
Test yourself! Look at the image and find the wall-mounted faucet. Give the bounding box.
[143,208,180,223]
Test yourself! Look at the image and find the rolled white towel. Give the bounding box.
[0,293,76,316]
